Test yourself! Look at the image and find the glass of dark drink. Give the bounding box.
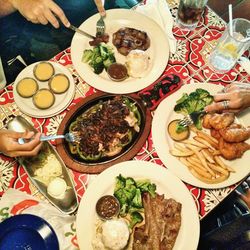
[177,0,208,30]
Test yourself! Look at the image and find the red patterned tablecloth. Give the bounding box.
[0,0,249,248]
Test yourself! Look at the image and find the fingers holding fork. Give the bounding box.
[94,0,106,16]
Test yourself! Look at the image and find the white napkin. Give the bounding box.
[135,0,176,53]
[0,189,78,250]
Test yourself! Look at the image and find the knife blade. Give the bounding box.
[69,25,95,39]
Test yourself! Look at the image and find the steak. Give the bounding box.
[133,193,182,250]
[112,27,150,56]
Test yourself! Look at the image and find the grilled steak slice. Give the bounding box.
[133,193,182,250]
[112,27,150,56]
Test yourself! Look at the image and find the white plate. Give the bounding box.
[76,161,200,250]
[152,83,250,189]
[13,62,75,118]
[71,9,169,94]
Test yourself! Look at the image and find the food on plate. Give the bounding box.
[68,96,141,161]
[33,88,55,109]
[112,27,150,56]
[47,177,67,199]
[174,88,213,130]
[169,128,234,184]
[202,112,235,130]
[92,175,182,250]
[49,73,70,94]
[16,77,38,98]
[89,33,110,46]
[92,218,130,250]
[133,193,182,250]
[32,152,63,185]
[107,63,128,81]
[82,43,116,74]
[96,195,120,220]
[168,119,190,141]
[33,61,55,81]
[125,50,150,78]
[203,112,250,160]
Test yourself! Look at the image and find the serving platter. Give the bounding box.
[152,83,250,189]
[71,8,169,94]
[7,116,78,214]
[76,161,200,250]
[56,92,152,173]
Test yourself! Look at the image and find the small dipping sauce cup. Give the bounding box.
[96,195,120,220]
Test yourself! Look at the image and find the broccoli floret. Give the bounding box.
[129,211,143,229]
[114,174,126,192]
[176,122,189,133]
[103,54,116,69]
[136,180,156,197]
[196,88,210,99]
[176,93,189,104]
[183,99,198,114]
[131,188,143,208]
[195,99,206,111]
[174,102,189,115]
[93,61,104,74]
[99,44,109,60]
[82,49,93,63]
[203,95,213,106]
[194,114,203,130]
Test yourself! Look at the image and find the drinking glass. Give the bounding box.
[0,57,6,90]
[209,18,250,73]
[177,0,208,30]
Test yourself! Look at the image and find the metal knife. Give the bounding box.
[69,25,95,39]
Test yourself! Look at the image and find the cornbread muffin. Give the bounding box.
[16,77,38,98]
[49,74,70,94]
[33,61,55,81]
[33,88,55,109]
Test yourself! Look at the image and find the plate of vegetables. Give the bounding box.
[56,92,152,173]
[76,161,200,250]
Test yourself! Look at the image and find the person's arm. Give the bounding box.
[94,0,106,16]
[1,0,70,28]
[0,129,43,157]
[205,82,250,113]
[0,0,16,17]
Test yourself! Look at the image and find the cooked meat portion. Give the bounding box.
[112,27,150,56]
[219,125,250,143]
[210,128,221,140]
[89,33,109,46]
[218,137,250,160]
[133,193,182,250]
[202,113,213,129]
[208,112,235,130]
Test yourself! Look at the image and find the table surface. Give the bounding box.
[0,0,249,249]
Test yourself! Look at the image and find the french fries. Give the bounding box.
[169,129,234,184]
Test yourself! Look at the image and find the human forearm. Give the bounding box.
[0,0,17,17]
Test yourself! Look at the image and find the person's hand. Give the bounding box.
[205,82,250,113]
[0,129,43,157]
[236,177,250,209]
[9,0,70,28]
[94,0,106,16]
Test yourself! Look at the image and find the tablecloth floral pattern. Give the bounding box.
[0,0,249,248]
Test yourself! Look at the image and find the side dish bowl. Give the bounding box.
[56,92,152,173]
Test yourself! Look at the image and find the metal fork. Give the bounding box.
[18,132,81,144]
[96,16,105,36]
[179,110,207,127]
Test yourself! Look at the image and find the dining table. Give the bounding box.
[0,0,249,249]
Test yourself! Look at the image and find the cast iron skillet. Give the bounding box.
[56,91,152,174]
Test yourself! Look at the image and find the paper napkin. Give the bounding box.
[135,0,176,53]
[0,189,78,250]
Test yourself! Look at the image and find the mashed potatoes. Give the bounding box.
[126,50,150,78]
[92,218,130,250]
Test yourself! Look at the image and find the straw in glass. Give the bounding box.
[228,4,233,37]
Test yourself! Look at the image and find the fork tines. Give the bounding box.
[96,16,105,35]
[179,115,193,127]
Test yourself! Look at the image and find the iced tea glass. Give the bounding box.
[177,0,208,30]
[209,18,250,73]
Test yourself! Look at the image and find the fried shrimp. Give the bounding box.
[218,137,250,160]
[219,125,250,143]
[209,112,235,130]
